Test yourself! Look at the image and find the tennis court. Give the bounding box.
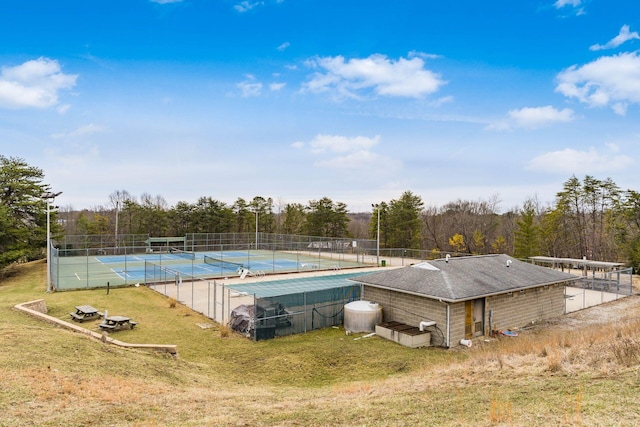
[53,248,370,290]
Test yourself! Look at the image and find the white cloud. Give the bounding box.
[486,106,575,131]
[429,96,454,108]
[554,0,581,7]
[508,106,575,129]
[293,134,401,171]
[70,123,106,137]
[234,1,263,12]
[612,102,628,115]
[269,82,286,91]
[277,42,290,51]
[590,25,640,51]
[237,75,262,97]
[408,51,442,60]
[527,146,633,174]
[553,0,584,15]
[484,120,510,131]
[51,123,106,139]
[46,145,101,179]
[308,134,380,154]
[0,57,77,109]
[57,104,71,115]
[316,148,381,169]
[555,52,640,115]
[302,54,446,99]
[606,142,621,153]
[150,0,183,4]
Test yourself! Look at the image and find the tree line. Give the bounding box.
[64,191,352,240]
[2,155,640,272]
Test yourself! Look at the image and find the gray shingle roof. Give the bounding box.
[351,254,580,302]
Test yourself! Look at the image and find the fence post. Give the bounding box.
[215,280,219,323]
[86,248,90,289]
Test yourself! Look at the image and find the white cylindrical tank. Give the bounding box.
[344,300,383,333]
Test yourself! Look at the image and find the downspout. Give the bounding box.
[446,304,451,348]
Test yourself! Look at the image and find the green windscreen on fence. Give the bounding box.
[226,272,364,341]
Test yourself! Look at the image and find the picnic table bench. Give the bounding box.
[99,315,138,331]
[69,305,103,322]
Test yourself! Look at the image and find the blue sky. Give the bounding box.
[2,0,640,212]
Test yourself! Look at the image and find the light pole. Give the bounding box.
[372,203,380,266]
[114,200,119,254]
[43,191,62,292]
[255,209,259,250]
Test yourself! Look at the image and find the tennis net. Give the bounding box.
[204,255,244,271]
[170,247,196,260]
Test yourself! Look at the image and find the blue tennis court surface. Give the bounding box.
[112,262,244,280]
[248,259,300,270]
[98,254,175,264]
[96,251,255,265]
[98,251,308,282]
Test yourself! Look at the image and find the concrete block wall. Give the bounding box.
[363,287,447,343]
[485,284,565,333]
[363,287,447,327]
[447,302,467,346]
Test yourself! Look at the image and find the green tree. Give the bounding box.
[620,190,640,272]
[555,175,586,257]
[75,211,110,235]
[138,193,169,236]
[193,197,233,233]
[513,199,539,259]
[386,191,424,249]
[119,199,142,235]
[0,156,58,267]
[168,201,195,235]
[555,175,620,259]
[539,207,564,257]
[281,203,307,235]
[232,198,251,233]
[250,196,275,234]
[306,197,349,237]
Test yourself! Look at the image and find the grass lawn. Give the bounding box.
[1,260,640,426]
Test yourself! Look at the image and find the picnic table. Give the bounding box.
[99,315,138,331]
[69,305,103,322]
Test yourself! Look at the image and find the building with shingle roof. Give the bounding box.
[350,254,580,348]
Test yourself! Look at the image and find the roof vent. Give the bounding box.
[445,254,451,263]
[506,259,512,268]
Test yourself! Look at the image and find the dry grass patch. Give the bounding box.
[489,396,513,424]
[218,324,230,338]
